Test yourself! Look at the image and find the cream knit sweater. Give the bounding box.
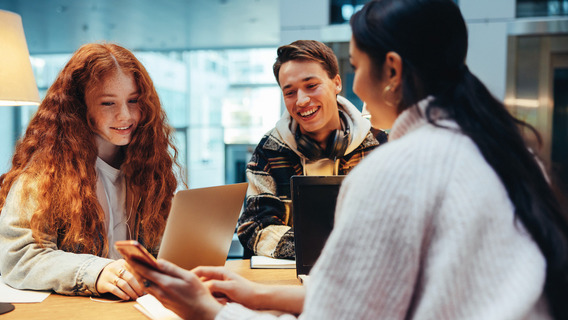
[217,100,551,320]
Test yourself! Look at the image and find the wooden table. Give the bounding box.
[3,259,299,319]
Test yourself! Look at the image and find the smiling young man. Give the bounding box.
[237,40,382,259]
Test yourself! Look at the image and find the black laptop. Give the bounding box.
[291,175,345,279]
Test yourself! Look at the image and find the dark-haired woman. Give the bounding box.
[0,43,183,301]
[125,1,568,318]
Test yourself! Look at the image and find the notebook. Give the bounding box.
[250,255,296,269]
[291,175,345,280]
[157,182,248,270]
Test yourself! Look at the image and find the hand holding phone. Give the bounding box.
[114,240,159,270]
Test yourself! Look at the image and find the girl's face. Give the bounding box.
[86,70,141,158]
[349,36,398,130]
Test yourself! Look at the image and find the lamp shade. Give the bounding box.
[0,10,40,106]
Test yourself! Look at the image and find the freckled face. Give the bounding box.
[85,70,141,155]
[279,60,342,140]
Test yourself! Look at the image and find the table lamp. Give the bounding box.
[0,9,38,316]
[0,9,40,107]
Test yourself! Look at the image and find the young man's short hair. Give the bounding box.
[273,40,339,85]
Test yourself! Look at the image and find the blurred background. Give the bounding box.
[0,0,566,194]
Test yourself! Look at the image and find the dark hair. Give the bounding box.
[273,40,339,85]
[351,0,568,318]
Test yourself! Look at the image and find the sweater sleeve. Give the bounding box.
[237,146,294,259]
[0,178,113,296]
[216,303,298,320]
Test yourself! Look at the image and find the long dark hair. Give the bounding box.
[351,0,568,318]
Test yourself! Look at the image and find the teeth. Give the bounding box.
[113,125,131,130]
[300,108,318,117]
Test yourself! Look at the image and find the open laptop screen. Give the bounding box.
[291,175,345,276]
[157,182,248,270]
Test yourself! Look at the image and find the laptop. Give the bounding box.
[157,182,248,270]
[291,175,345,282]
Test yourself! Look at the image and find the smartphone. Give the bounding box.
[114,240,159,270]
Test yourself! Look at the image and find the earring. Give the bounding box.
[382,83,401,107]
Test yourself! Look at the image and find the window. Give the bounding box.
[517,0,568,17]
[330,0,369,25]
[0,48,281,188]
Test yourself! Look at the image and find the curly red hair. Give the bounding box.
[0,43,183,256]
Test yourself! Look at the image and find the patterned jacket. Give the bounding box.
[237,96,381,259]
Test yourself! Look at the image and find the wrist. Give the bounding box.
[191,297,223,320]
[251,284,279,310]
[94,265,108,295]
[251,283,271,310]
[203,300,223,320]
[259,285,304,314]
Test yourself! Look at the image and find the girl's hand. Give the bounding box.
[96,259,144,300]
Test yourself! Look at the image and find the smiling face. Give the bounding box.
[279,60,342,144]
[86,69,141,162]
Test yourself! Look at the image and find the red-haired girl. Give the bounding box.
[0,43,183,300]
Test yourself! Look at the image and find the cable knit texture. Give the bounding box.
[216,100,551,320]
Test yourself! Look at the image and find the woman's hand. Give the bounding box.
[96,259,144,300]
[195,266,304,314]
[193,266,264,308]
[127,258,223,320]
